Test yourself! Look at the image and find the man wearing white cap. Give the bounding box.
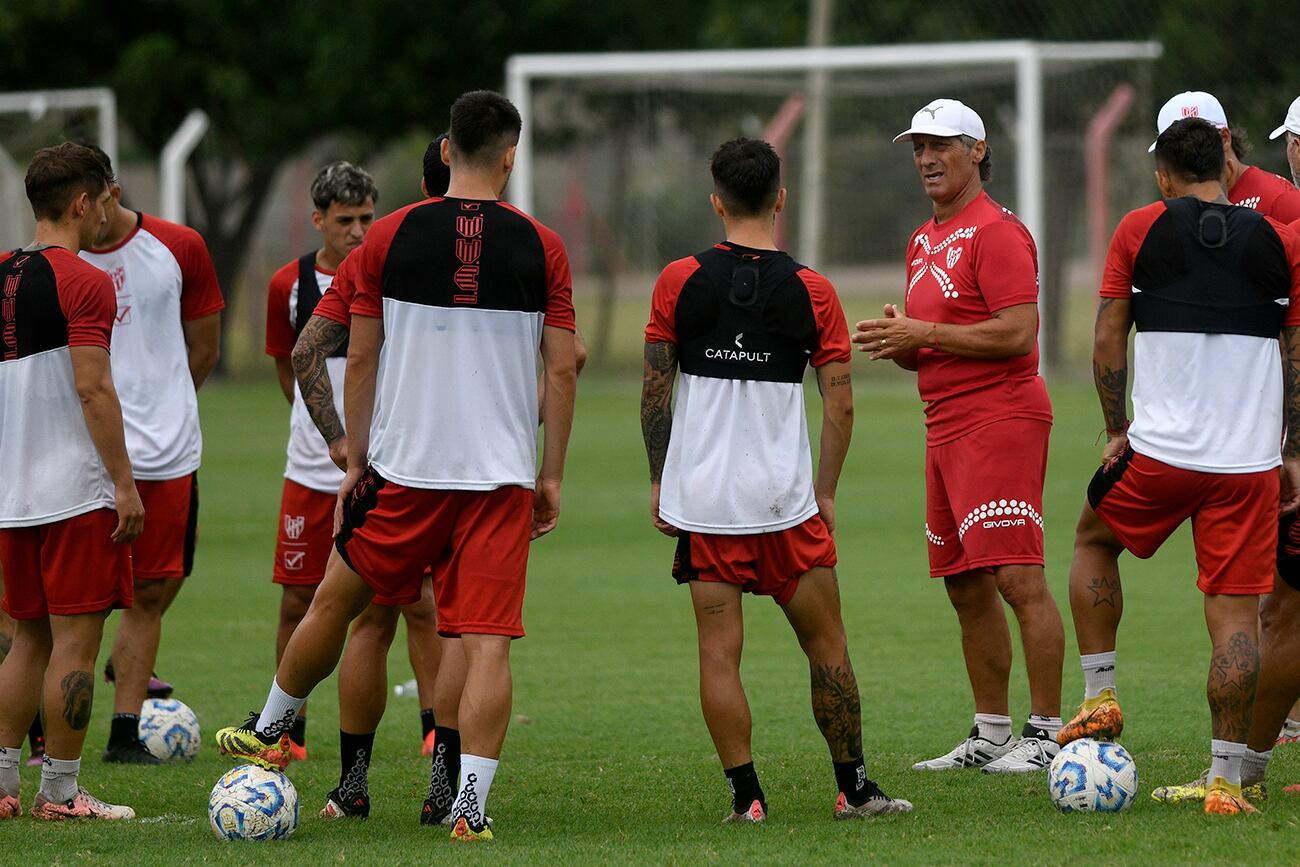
[852,99,1065,774]
[1269,96,1300,187]
[1150,91,1300,222]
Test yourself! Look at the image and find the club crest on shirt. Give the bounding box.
[109,265,126,293]
[946,246,963,269]
[284,514,305,540]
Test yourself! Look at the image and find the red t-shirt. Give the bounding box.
[264,257,336,358]
[313,252,357,328]
[903,192,1052,445]
[1230,165,1300,223]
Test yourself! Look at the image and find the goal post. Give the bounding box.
[505,40,1163,367]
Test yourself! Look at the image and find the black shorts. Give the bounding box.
[1278,511,1300,593]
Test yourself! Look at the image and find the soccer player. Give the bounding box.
[853,99,1064,772]
[1146,91,1300,222]
[80,148,223,765]
[266,161,443,772]
[1057,117,1300,816]
[643,137,911,823]
[0,142,143,819]
[217,90,578,843]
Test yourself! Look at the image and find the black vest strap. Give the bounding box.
[293,252,348,358]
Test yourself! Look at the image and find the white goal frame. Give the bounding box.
[506,40,1163,355]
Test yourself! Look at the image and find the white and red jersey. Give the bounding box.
[81,212,223,480]
[349,197,576,490]
[0,247,117,527]
[1102,199,1300,473]
[265,254,345,495]
[645,243,851,535]
[1229,165,1300,223]
[904,192,1052,445]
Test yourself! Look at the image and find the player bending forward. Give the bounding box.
[81,147,223,764]
[0,143,144,819]
[217,90,578,843]
[265,161,442,786]
[642,137,911,823]
[1057,117,1300,816]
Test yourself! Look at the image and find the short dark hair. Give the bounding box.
[310,161,378,211]
[449,91,521,166]
[25,142,111,222]
[959,135,993,182]
[423,133,451,196]
[1154,117,1225,183]
[82,142,117,185]
[710,138,781,217]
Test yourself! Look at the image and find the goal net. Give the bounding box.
[506,41,1162,370]
[0,88,117,247]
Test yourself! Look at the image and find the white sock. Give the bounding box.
[39,755,80,803]
[256,678,307,737]
[450,754,498,827]
[0,746,19,796]
[1242,748,1272,786]
[1209,739,1245,787]
[973,713,1012,744]
[1027,714,1063,737]
[1080,651,1116,699]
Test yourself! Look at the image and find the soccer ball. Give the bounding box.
[1048,739,1139,813]
[208,765,299,841]
[138,698,201,761]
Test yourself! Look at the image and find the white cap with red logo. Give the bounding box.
[1269,96,1300,140]
[1149,91,1229,152]
[893,99,986,143]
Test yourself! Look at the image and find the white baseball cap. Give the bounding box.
[1269,96,1300,140]
[893,99,986,143]
[1148,91,1228,152]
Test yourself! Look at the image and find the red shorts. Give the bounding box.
[274,479,414,606]
[1089,446,1277,595]
[131,474,198,579]
[925,418,1049,577]
[336,467,532,637]
[671,515,837,605]
[0,509,133,619]
[274,480,335,586]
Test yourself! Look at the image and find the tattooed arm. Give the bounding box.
[1281,326,1300,511]
[814,361,853,535]
[1093,297,1133,463]
[641,341,678,536]
[291,315,350,471]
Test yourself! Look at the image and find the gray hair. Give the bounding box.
[959,135,993,182]
[310,161,378,211]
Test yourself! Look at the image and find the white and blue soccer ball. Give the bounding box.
[138,698,201,762]
[1048,739,1139,813]
[208,765,299,841]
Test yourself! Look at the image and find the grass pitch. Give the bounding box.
[4,368,1300,865]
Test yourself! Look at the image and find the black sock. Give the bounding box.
[420,708,436,739]
[109,713,139,747]
[834,757,872,807]
[290,714,307,747]
[426,726,460,818]
[337,730,374,801]
[27,716,44,753]
[724,762,765,814]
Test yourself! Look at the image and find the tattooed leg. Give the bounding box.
[42,612,108,758]
[1205,596,1260,743]
[0,617,51,747]
[1068,500,1127,655]
[782,567,863,762]
[689,581,751,768]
